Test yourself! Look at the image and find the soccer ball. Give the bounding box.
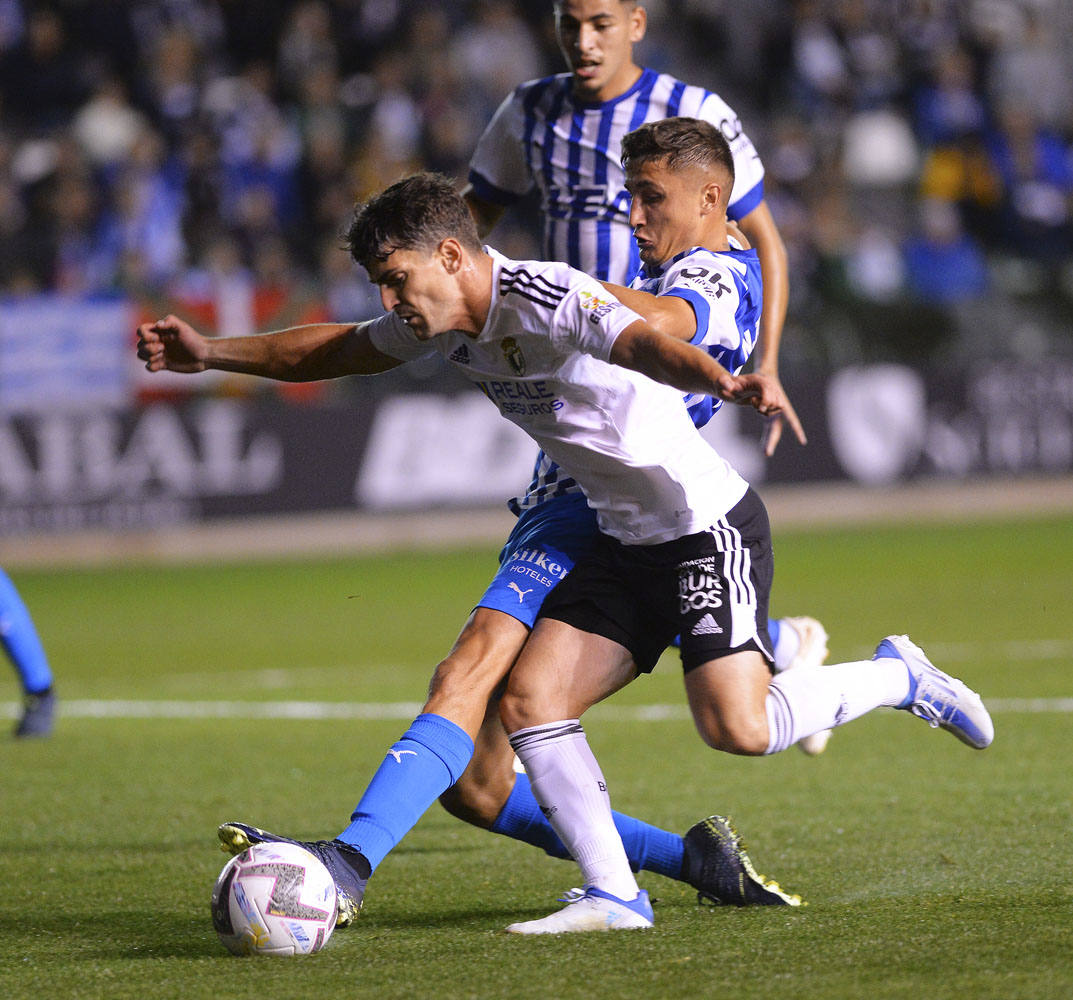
[211,842,337,956]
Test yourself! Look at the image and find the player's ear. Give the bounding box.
[628,4,647,43]
[438,238,465,273]
[700,180,722,216]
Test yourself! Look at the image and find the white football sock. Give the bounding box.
[764,658,911,754]
[509,720,639,901]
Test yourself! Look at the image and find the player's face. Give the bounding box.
[368,245,467,339]
[555,0,646,103]
[626,159,722,269]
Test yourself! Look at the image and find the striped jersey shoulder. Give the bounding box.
[513,72,573,103]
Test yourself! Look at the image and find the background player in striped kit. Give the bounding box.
[464,0,789,449]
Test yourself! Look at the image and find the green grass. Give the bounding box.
[3,515,1072,999]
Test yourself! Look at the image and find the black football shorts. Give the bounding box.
[538,487,774,674]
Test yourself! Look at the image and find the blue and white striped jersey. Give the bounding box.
[367,249,748,545]
[469,68,766,517]
[632,244,762,429]
[468,68,765,286]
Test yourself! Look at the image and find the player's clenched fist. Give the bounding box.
[136,314,209,373]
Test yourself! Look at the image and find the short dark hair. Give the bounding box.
[620,117,735,186]
[345,172,482,271]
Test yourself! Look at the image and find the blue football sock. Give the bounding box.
[0,569,53,695]
[491,773,684,880]
[338,713,473,871]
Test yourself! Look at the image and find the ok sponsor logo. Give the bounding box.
[677,559,723,614]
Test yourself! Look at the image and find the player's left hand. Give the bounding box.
[721,372,807,449]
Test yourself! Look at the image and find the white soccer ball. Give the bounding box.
[211,842,337,956]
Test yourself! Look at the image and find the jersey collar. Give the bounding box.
[567,66,657,110]
[642,245,705,280]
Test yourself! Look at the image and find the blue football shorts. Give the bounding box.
[476,491,598,628]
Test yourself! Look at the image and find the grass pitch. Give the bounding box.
[2,513,1071,999]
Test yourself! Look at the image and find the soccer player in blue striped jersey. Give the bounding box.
[140,166,810,926]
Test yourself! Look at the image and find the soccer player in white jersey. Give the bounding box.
[138,167,805,924]
[436,0,829,853]
[138,169,993,935]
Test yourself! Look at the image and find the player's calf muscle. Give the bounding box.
[424,613,527,734]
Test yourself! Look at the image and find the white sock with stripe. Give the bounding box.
[764,658,911,754]
[508,720,640,901]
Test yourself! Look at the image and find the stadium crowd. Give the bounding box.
[1,0,1071,365]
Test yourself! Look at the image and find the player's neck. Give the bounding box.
[455,252,494,336]
[573,62,643,104]
[694,220,730,255]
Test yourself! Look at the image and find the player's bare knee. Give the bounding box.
[721,718,769,755]
[694,714,768,755]
[498,686,543,734]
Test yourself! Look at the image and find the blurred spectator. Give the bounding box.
[0,0,1070,368]
[110,128,187,285]
[913,44,987,147]
[71,76,149,170]
[985,101,1073,265]
[277,0,338,100]
[140,26,204,139]
[986,4,1073,133]
[841,107,919,187]
[903,198,989,304]
[0,7,88,132]
[450,0,543,117]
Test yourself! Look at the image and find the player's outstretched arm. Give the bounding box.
[136,315,401,381]
[610,320,806,444]
[599,281,697,342]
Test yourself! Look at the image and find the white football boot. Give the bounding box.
[875,634,994,749]
[506,887,654,935]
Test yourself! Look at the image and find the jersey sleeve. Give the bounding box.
[552,275,644,362]
[693,92,766,222]
[365,312,438,363]
[659,256,744,353]
[467,87,533,206]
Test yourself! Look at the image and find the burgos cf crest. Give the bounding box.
[578,289,618,325]
[501,336,526,375]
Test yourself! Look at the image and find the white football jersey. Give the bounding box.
[367,249,748,545]
[510,243,763,518]
[468,68,765,285]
